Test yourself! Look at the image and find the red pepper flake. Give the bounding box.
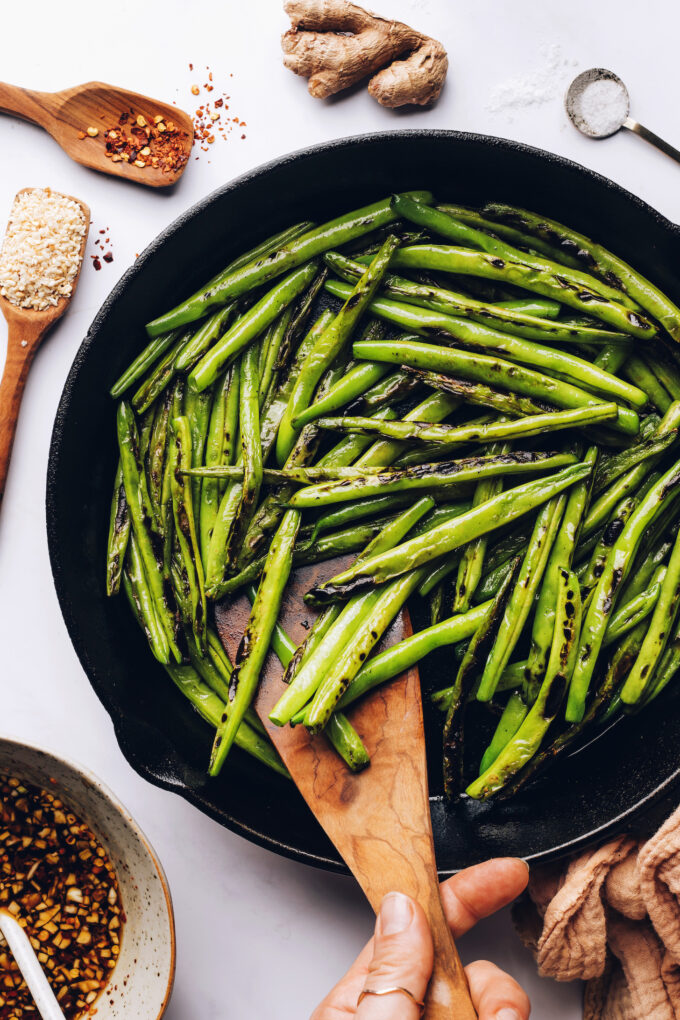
[189,67,247,157]
[92,256,102,270]
[78,108,190,177]
[103,252,114,263]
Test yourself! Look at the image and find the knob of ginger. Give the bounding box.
[282,0,448,108]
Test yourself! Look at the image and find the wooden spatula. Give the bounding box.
[215,557,477,1018]
[0,188,89,504]
[0,82,193,188]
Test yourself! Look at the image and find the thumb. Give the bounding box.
[357,892,434,1019]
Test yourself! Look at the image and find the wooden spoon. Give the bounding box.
[0,188,90,504]
[215,558,477,1019]
[0,82,194,188]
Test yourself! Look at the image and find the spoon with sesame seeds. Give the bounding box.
[0,188,90,506]
[0,81,194,187]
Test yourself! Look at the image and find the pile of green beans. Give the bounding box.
[106,192,680,800]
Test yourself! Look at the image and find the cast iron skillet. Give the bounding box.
[47,131,680,873]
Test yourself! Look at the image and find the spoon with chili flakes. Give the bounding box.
[0,81,193,187]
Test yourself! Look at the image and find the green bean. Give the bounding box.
[454,443,509,613]
[257,308,292,407]
[501,621,647,799]
[383,244,653,339]
[618,534,673,609]
[393,194,639,306]
[330,599,494,714]
[436,204,583,269]
[147,194,431,336]
[309,493,414,544]
[289,451,576,511]
[106,460,130,597]
[311,462,590,598]
[207,626,233,682]
[147,388,173,529]
[124,534,170,663]
[583,463,655,539]
[468,567,581,798]
[228,343,264,565]
[170,417,207,651]
[308,393,452,539]
[210,509,300,774]
[304,565,428,732]
[405,368,554,417]
[476,495,565,702]
[186,632,230,702]
[318,404,618,448]
[183,384,212,521]
[443,561,520,798]
[431,660,527,714]
[110,329,182,399]
[580,496,638,594]
[603,567,666,648]
[293,363,392,430]
[566,456,680,722]
[418,552,460,597]
[593,433,678,497]
[482,202,680,343]
[275,236,400,464]
[239,315,336,568]
[325,714,370,771]
[327,250,626,345]
[160,379,184,575]
[621,530,680,704]
[355,390,461,468]
[189,263,318,393]
[623,356,670,413]
[643,352,680,401]
[174,302,237,373]
[352,335,639,436]
[276,269,330,374]
[257,581,371,770]
[270,498,433,725]
[327,279,645,409]
[523,445,597,698]
[131,331,192,414]
[644,615,680,703]
[347,367,420,414]
[117,401,181,661]
[208,519,385,601]
[163,658,289,776]
[478,692,529,776]
[200,368,235,566]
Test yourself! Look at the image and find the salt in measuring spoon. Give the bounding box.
[566,68,680,165]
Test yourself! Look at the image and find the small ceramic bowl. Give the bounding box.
[0,735,175,1018]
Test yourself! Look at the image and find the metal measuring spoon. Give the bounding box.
[566,68,680,164]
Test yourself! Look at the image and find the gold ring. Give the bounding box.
[357,986,425,1013]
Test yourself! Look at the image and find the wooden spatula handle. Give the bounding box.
[423,897,477,1018]
[358,837,476,1018]
[0,83,56,131]
[0,323,43,502]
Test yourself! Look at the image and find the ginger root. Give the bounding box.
[282,0,448,108]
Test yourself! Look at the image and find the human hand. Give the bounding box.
[311,858,530,1019]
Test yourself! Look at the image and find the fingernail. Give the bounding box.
[378,892,414,935]
[495,1009,522,1020]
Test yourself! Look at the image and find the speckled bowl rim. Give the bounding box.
[0,732,176,1019]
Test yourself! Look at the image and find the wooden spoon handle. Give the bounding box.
[0,82,57,132]
[0,325,43,502]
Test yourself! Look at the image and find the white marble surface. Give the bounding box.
[1,0,679,1015]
